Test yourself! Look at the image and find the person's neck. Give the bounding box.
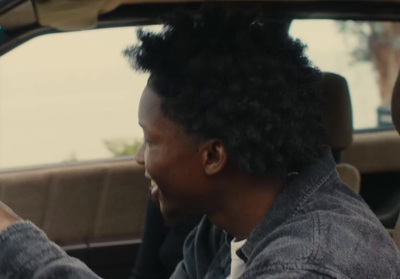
[207,171,286,241]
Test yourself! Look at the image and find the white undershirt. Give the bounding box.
[226,238,247,279]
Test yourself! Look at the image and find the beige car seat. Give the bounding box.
[322,72,360,194]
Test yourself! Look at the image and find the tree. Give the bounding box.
[62,152,78,163]
[338,21,400,107]
[104,138,143,157]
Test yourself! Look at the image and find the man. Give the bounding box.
[1,7,399,279]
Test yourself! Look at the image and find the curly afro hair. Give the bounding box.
[124,6,326,177]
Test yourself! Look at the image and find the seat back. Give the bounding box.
[322,72,360,194]
[336,163,361,194]
[0,159,149,278]
[0,160,149,244]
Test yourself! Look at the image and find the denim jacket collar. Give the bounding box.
[240,146,337,261]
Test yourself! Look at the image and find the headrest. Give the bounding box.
[392,69,400,135]
[321,72,353,151]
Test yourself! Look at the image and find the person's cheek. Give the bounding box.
[144,147,157,181]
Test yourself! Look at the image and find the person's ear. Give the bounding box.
[200,139,228,175]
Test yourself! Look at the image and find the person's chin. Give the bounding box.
[158,202,190,227]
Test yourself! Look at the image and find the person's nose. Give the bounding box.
[135,143,146,166]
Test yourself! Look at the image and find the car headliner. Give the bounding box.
[2,0,400,30]
[0,0,400,55]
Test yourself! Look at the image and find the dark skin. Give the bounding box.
[136,84,286,240]
[0,202,21,231]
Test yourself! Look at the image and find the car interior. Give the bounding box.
[0,1,400,279]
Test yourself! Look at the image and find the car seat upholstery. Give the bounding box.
[0,160,149,244]
[322,72,360,194]
[335,163,360,193]
[0,159,149,277]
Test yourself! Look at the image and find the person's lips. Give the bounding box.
[149,180,160,204]
[145,172,160,202]
[144,171,151,180]
[150,179,157,191]
[151,182,159,196]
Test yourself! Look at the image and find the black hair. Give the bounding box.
[124,6,326,177]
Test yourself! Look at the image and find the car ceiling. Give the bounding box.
[1,0,400,54]
[2,0,400,30]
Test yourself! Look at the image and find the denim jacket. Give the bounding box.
[171,148,400,279]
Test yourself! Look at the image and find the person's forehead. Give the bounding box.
[138,85,198,143]
[138,86,163,124]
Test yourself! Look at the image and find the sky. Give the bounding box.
[0,21,381,170]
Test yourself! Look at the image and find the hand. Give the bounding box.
[0,202,21,232]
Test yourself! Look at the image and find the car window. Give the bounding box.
[290,19,399,132]
[0,26,157,170]
[2,21,398,170]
